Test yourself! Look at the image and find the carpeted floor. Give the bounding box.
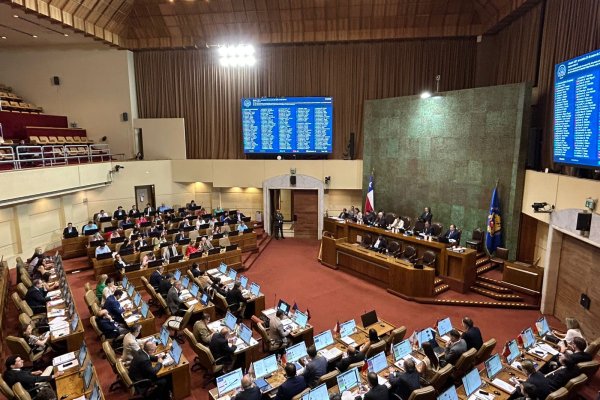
[4,238,599,399]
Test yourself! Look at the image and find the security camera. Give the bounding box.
[532,202,554,213]
[114,165,124,172]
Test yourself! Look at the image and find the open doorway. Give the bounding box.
[134,185,156,211]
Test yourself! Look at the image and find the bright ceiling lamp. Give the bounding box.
[218,44,256,67]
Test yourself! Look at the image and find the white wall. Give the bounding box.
[0,46,138,158]
[133,118,186,160]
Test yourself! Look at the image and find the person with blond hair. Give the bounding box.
[552,317,584,345]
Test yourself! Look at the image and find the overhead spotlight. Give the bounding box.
[64,33,69,37]
[32,35,38,38]
[217,44,256,67]
[421,92,432,99]
[13,15,19,18]
[1,36,6,40]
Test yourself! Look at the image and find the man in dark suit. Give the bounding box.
[338,208,349,219]
[128,205,139,216]
[3,355,57,393]
[443,329,467,366]
[566,337,593,364]
[149,264,165,289]
[418,207,432,223]
[174,229,186,243]
[103,289,126,324]
[301,345,327,388]
[114,206,126,219]
[128,341,169,400]
[143,203,153,216]
[275,363,307,400]
[62,222,78,238]
[336,345,365,372]
[209,327,237,367]
[509,360,552,400]
[226,282,248,315]
[389,358,421,400]
[235,211,246,223]
[274,209,284,239]
[166,280,184,316]
[364,372,389,400]
[233,375,261,400]
[461,317,484,351]
[422,221,434,235]
[96,309,127,339]
[545,354,580,392]
[158,273,174,297]
[442,224,461,243]
[25,279,49,314]
[371,235,387,253]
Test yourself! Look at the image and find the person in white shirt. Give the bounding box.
[95,243,112,257]
[101,277,117,305]
[121,324,147,366]
[389,215,405,230]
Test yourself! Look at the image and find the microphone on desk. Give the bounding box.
[273,293,277,308]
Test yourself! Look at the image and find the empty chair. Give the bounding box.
[15,283,27,299]
[11,383,31,400]
[387,241,401,256]
[385,326,407,352]
[413,220,425,232]
[564,373,587,399]
[545,388,568,400]
[347,360,365,370]
[292,388,310,400]
[6,336,49,364]
[400,245,417,262]
[466,228,484,252]
[182,329,224,386]
[428,364,453,392]
[407,385,436,400]
[163,307,194,344]
[361,234,373,248]
[576,360,599,380]
[0,374,15,400]
[102,341,125,391]
[421,251,436,267]
[401,216,412,230]
[218,237,231,247]
[474,338,496,365]
[490,247,509,269]
[585,336,600,358]
[318,369,340,388]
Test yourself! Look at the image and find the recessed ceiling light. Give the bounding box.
[13,15,19,18]
[32,35,37,38]
[1,36,6,40]
[64,34,69,37]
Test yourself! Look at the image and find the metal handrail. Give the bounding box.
[0,144,118,170]
[0,145,16,167]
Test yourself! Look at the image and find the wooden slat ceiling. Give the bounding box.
[3,0,539,49]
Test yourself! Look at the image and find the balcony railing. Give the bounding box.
[0,143,121,170]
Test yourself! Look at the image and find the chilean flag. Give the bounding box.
[364,175,374,213]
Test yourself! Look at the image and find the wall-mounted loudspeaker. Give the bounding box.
[290,175,296,185]
[348,132,355,160]
[52,76,60,85]
[122,112,128,122]
[576,212,592,231]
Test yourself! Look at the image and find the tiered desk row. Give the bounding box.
[322,218,477,298]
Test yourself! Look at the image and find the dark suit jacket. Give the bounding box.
[419,212,432,223]
[97,317,121,339]
[158,279,172,297]
[25,286,47,313]
[166,286,182,315]
[234,386,262,400]
[336,351,365,372]
[364,384,389,400]
[149,271,164,288]
[143,207,153,216]
[275,376,307,400]
[114,210,126,219]
[63,227,78,238]
[103,295,125,323]
[462,327,483,351]
[209,332,237,364]
[546,366,580,392]
[570,351,593,364]
[128,349,162,390]
[444,339,467,365]
[526,372,552,400]
[303,356,328,388]
[444,229,461,241]
[3,368,52,391]
[114,259,127,271]
[372,237,387,250]
[389,370,421,400]
[175,233,186,242]
[226,288,247,311]
[423,227,434,235]
[191,268,202,278]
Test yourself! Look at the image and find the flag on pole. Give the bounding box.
[333,320,340,336]
[364,174,374,213]
[292,302,298,311]
[485,184,502,253]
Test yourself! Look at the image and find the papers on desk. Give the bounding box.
[467,391,495,400]
[119,293,128,301]
[208,321,223,332]
[180,289,190,296]
[48,298,64,306]
[125,314,142,324]
[340,336,356,346]
[186,299,199,306]
[53,351,75,366]
[120,299,132,309]
[440,335,450,342]
[51,328,70,338]
[162,354,175,367]
[47,289,61,297]
[377,375,388,386]
[49,318,68,330]
[510,360,522,370]
[57,359,79,372]
[394,355,422,370]
[320,347,343,361]
[491,378,516,393]
[263,308,276,317]
[206,268,220,275]
[528,345,551,358]
[47,309,65,318]
[537,343,559,355]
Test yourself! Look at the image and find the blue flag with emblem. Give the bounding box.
[485,185,502,253]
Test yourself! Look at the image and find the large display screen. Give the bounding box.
[554,49,600,167]
[242,97,333,154]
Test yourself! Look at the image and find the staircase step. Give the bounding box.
[474,280,513,293]
[434,278,444,286]
[476,262,497,275]
[476,256,490,266]
[434,284,450,295]
[423,298,538,309]
[470,286,523,301]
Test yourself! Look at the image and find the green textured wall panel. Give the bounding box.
[363,83,531,253]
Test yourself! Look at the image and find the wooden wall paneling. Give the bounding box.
[517,212,538,262]
[292,190,318,239]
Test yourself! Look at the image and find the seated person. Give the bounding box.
[336,345,365,372]
[174,229,186,243]
[133,237,147,252]
[121,324,145,366]
[128,205,138,216]
[25,279,50,314]
[545,354,580,392]
[235,210,246,223]
[82,220,98,234]
[389,358,421,400]
[87,231,104,246]
[185,241,200,257]
[3,355,60,396]
[179,219,191,229]
[370,235,387,253]
[275,363,307,400]
[193,313,214,345]
[461,317,483,351]
[96,209,109,222]
[190,262,202,278]
[338,208,349,219]
[233,375,261,400]
[389,215,404,230]
[211,224,222,235]
[364,372,389,400]
[140,251,154,269]
[442,329,467,366]
[441,224,460,243]
[209,327,237,367]
[237,221,248,232]
[158,203,169,213]
[95,274,108,302]
[114,206,127,219]
[101,277,117,305]
[119,238,134,252]
[226,282,248,315]
[162,243,178,261]
[96,309,127,339]
[552,317,584,346]
[417,341,440,374]
[103,289,127,324]
[95,242,112,258]
[360,328,381,354]
[373,211,385,228]
[128,341,169,399]
[149,264,166,289]
[268,309,291,348]
[152,230,168,250]
[167,280,185,316]
[509,359,552,400]
[200,236,214,252]
[109,229,122,241]
[222,222,231,233]
[418,207,432,223]
[422,221,434,235]
[158,273,174,297]
[114,253,127,273]
[301,345,327,388]
[564,337,593,363]
[62,222,78,238]
[118,216,133,229]
[143,203,153,216]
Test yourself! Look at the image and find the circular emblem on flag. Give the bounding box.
[557,64,567,79]
[243,99,251,107]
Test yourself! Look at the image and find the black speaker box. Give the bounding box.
[52,76,60,85]
[576,212,592,231]
[122,112,128,122]
[290,175,296,185]
[349,132,355,160]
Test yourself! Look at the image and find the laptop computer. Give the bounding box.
[253,355,278,393]
[301,384,328,400]
[521,327,536,349]
[339,319,357,339]
[224,311,237,331]
[293,310,309,329]
[336,367,361,393]
[437,317,453,340]
[462,368,484,399]
[286,341,308,370]
[96,252,113,260]
[314,330,334,351]
[506,339,520,364]
[485,353,516,394]
[216,368,243,397]
[437,385,459,400]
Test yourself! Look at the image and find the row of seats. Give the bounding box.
[28,135,93,145]
[0,100,43,113]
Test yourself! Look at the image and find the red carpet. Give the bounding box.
[4,238,598,399]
